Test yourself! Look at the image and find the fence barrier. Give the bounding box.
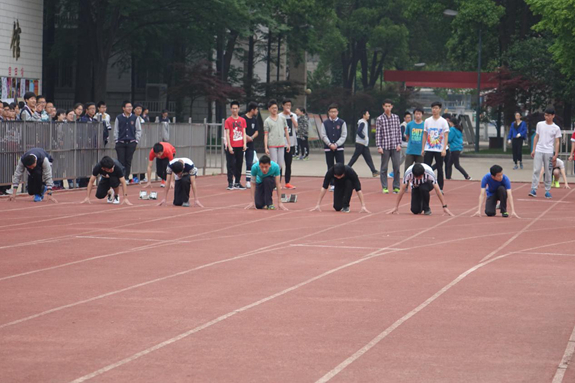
[0,121,225,186]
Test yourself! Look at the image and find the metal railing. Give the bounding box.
[0,121,223,186]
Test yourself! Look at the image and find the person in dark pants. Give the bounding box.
[376,99,403,194]
[158,158,203,207]
[81,156,132,205]
[242,101,260,189]
[311,163,370,213]
[245,155,287,211]
[295,107,310,160]
[114,101,142,182]
[388,163,453,216]
[507,112,527,170]
[421,102,450,192]
[446,119,471,180]
[143,142,176,188]
[319,104,348,191]
[9,148,57,203]
[472,165,519,218]
[281,99,298,190]
[225,101,248,190]
[348,109,379,177]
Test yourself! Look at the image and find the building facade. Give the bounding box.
[0,0,43,101]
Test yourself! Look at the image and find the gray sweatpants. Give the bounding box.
[531,151,553,192]
[268,147,285,171]
[380,149,401,190]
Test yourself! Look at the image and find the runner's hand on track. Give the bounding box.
[142,182,152,189]
[511,212,520,219]
[471,211,481,217]
[443,207,454,216]
[387,207,399,215]
[279,203,289,211]
[194,200,204,208]
[359,206,371,214]
[244,202,255,210]
[310,205,321,212]
[48,195,58,204]
[8,194,16,202]
[80,197,91,204]
[121,198,133,206]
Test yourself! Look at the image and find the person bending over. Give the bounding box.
[472,165,519,218]
[388,163,453,216]
[245,155,287,211]
[143,142,176,189]
[158,158,203,207]
[9,148,57,203]
[82,156,132,205]
[311,163,370,213]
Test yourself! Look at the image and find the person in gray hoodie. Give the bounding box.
[348,109,379,177]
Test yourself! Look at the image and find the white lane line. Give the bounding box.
[552,323,575,383]
[518,252,575,258]
[517,199,571,203]
[315,237,575,383]
[0,212,378,329]
[75,236,191,243]
[290,244,392,251]
[67,203,459,382]
[480,188,575,262]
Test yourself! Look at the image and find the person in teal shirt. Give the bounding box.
[404,108,425,170]
[246,155,287,210]
[446,121,471,180]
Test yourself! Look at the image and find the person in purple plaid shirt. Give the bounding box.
[376,99,403,194]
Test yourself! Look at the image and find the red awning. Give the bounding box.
[384,70,499,89]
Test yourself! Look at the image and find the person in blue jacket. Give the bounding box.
[446,121,471,180]
[507,112,527,169]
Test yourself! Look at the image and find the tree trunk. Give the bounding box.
[74,0,93,102]
[244,34,255,99]
[42,0,56,101]
[93,59,108,105]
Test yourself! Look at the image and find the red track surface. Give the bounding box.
[1,175,575,382]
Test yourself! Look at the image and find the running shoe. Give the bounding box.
[235,183,246,190]
[161,180,166,188]
[382,188,389,194]
[285,183,296,190]
[393,188,400,194]
[227,183,234,190]
[388,172,394,178]
[372,171,380,177]
[113,194,120,204]
[528,189,537,197]
[33,194,43,202]
[341,207,350,213]
[513,165,518,170]
[107,189,115,204]
[502,212,509,218]
[520,163,523,169]
[268,204,276,210]
[424,208,432,215]
[182,202,190,207]
[554,181,560,188]
[246,181,251,189]
[466,176,473,181]
[545,191,552,199]
[132,177,139,184]
[329,185,335,192]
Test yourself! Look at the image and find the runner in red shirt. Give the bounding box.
[143,142,176,188]
[225,101,248,190]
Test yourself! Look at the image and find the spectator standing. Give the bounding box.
[96,101,112,146]
[133,103,146,183]
[36,95,50,122]
[507,112,527,170]
[242,101,259,189]
[264,99,290,185]
[281,99,298,190]
[20,92,41,121]
[46,101,56,120]
[446,119,471,180]
[319,104,347,191]
[348,109,379,177]
[225,101,248,190]
[530,106,561,199]
[295,107,310,160]
[66,110,76,122]
[421,101,450,192]
[376,99,402,194]
[404,108,425,170]
[114,101,141,183]
[142,108,150,123]
[73,103,84,121]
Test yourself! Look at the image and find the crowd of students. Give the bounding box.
[5,98,570,220]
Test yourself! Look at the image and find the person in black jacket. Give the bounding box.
[311,163,370,213]
[114,101,142,182]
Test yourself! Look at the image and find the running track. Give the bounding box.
[1,175,575,382]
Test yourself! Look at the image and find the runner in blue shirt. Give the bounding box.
[472,165,519,218]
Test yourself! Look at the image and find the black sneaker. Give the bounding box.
[502,212,509,218]
[235,183,246,190]
[341,207,350,213]
[227,183,234,190]
[424,208,432,216]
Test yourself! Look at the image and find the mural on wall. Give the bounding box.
[10,20,21,61]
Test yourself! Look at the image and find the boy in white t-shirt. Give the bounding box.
[529,106,561,199]
[421,101,449,191]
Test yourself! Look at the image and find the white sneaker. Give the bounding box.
[113,195,120,205]
[329,185,335,192]
[246,181,251,189]
[107,189,115,204]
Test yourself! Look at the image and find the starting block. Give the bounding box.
[139,191,158,200]
[281,194,298,203]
